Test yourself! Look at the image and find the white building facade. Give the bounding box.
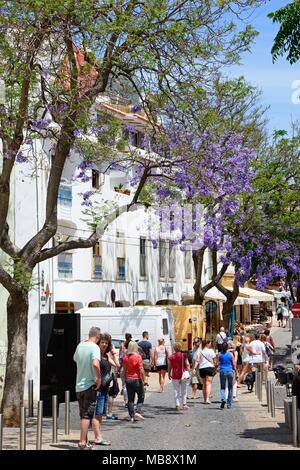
[0,99,214,401]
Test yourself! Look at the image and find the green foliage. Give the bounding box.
[3,256,37,291]
[269,1,300,63]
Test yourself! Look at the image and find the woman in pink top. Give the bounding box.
[168,343,190,411]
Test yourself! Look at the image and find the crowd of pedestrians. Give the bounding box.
[73,322,277,450]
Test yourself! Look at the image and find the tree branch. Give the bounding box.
[38,232,98,263]
[0,224,21,258]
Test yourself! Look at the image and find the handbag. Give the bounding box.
[142,358,151,371]
[109,373,120,397]
[181,353,191,381]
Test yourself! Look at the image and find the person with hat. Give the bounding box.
[123,341,146,422]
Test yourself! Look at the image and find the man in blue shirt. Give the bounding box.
[138,331,153,386]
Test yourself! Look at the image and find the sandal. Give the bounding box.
[95,438,111,446]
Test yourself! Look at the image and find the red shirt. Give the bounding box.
[123,354,143,379]
[168,352,188,380]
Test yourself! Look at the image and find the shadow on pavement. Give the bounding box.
[238,423,292,446]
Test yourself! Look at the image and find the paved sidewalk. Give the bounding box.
[1,372,165,450]
[1,326,298,450]
[1,369,297,450]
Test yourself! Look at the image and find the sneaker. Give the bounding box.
[175,405,182,411]
[227,405,232,409]
[220,400,226,409]
[78,442,94,450]
[183,405,189,410]
[233,397,238,402]
[205,400,211,404]
[106,415,118,420]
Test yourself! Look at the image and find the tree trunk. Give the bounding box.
[1,291,29,426]
[193,289,205,305]
[221,280,239,331]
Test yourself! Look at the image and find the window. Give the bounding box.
[92,242,102,279]
[184,249,192,279]
[159,240,167,278]
[92,170,100,190]
[116,231,125,279]
[117,257,125,280]
[58,185,72,207]
[124,129,144,149]
[162,318,169,335]
[58,253,72,278]
[140,237,147,277]
[169,242,176,279]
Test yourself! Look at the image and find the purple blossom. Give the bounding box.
[131,104,142,113]
[157,188,171,199]
[31,118,52,131]
[59,102,68,112]
[16,152,28,163]
[73,129,82,138]
[42,68,50,78]
[125,124,136,133]
[79,191,94,206]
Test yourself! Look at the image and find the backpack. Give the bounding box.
[276,305,283,314]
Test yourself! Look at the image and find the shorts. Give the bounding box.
[156,365,167,371]
[199,367,214,378]
[95,391,108,417]
[77,386,97,420]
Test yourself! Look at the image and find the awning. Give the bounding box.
[181,287,226,302]
[204,287,226,301]
[234,296,259,306]
[238,287,274,302]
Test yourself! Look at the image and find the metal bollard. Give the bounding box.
[271,382,276,418]
[19,406,26,450]
[267,380,271,414]
[65,391,70,435]
[52,395,58,444]
[257,372,261,401]
[292,396,298,447]
[255,370,258,396]
[258,372,263,402]
[28,380,34,417]
[36,401,43,450]
[0,413,3,451]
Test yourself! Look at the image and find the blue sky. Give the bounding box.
[229,0,300,135]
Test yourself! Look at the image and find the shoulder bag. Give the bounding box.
[181,352,191,381]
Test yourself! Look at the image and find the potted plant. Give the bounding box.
[114,183,130,195]
[114,183,124,193]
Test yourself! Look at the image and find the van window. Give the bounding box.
[162,318,169,335]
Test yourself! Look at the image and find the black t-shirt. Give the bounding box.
[138,340,152,360]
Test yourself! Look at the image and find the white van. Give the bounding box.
[77,306,175,352]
